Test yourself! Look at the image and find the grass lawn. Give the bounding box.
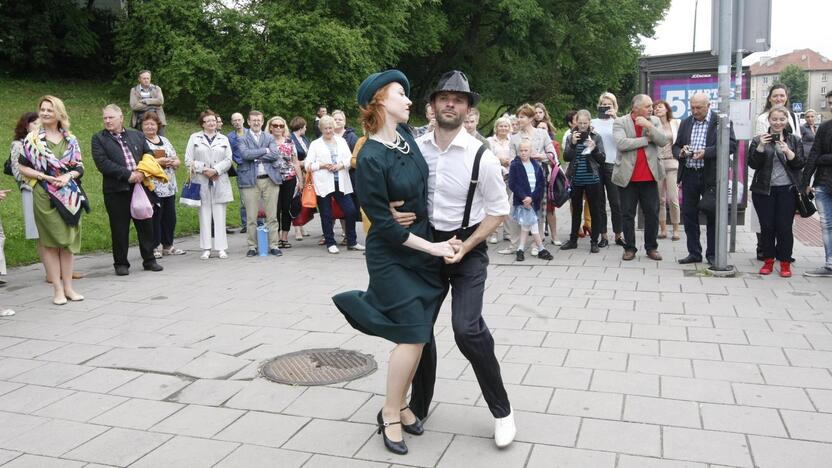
[0,78,243,267]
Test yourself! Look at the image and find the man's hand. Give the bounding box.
[806,186,815,195]
[389,200,416,227]
[523,196,532,208]
[692,150,705,160]
[128,171,145,183]
[634,116,653,129]
[444,238,468,264]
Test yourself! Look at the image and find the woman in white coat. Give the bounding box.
[185,110,233,259]
[305,115,363,254]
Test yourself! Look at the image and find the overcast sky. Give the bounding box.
[641,0,832,65]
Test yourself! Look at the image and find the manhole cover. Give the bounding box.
[260,348,377,386]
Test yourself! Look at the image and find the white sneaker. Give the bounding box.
[218,250,228,259]
[0,309,15,317]
[531,247,539,256]
[488,234,498,244]
[347,243,365,251]
[497,247,515,255]
[328,245,340,254]
[494,409,516,448]
[553,239,563,246]
[200,250,211,260]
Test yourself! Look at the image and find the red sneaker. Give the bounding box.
[780,261,792,278]
[759,258,775,275]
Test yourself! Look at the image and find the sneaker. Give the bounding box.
[328,245,340,254]
[537,249,553,261]
[597,238,609,248]
[590,242,600,253]
[488,234,498,244]
[153,249,163,259]
[347,243,366,251]
[0,309,15,317]
[531,247,539,256]
[552,239,563,246]
[246,248,257,257]
[497,247,516,255]
[269,248,283,257]
[200,250,211,260]
[804,267,832,277]
[218,250,228,259]
[494,409,516,448]
[515,250,525,262]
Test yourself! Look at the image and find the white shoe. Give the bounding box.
[553,239,563,246]
[494,409,516,448]
[200,250,211,260]
[0,309,15,317]
[347,243,365,251]
[218,250,228,259]
[328,245,340,254]
[488,234,498,244]
[531,247,539,256]
[497,247,515,255]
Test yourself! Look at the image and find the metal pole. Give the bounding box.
[730,0,744,253]
[693,0,699,52]
[713,0,736,275]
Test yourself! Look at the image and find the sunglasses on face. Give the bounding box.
[271,124,285,128]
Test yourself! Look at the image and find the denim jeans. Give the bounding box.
[815,186,832,269]
[317,190,357,247]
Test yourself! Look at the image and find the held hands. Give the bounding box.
[389,201,416,227]
[806,186,815,195]
[443,236,467,264]
[432,239,456,258]
[202,168,218,179]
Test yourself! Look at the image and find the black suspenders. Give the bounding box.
[461,144,487,230]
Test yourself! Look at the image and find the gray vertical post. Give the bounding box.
[712,0,736,275]
[730,0,744,253]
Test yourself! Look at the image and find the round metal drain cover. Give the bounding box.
[260,348,377,386]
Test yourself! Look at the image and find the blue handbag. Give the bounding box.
[179,176,201,208]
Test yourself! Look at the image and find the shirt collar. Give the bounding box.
[425,127,473,152]
[693,111,711,125]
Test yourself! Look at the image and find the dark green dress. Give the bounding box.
[333,129,443,344]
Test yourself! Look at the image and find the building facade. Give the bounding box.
[750,49,832,120]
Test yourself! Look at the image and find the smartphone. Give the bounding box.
[597,106,610,119]
[769,133,781,142]
[578,131,589,142]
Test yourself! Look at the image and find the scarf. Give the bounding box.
[22,129,89,224]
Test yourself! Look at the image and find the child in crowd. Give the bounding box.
[508,140,553,261]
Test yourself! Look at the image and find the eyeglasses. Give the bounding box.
[271,124,285,128]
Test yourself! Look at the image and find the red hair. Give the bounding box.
[359,83,395,134]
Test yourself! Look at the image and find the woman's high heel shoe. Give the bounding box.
[377,410,407,455]
[400,406,424,436]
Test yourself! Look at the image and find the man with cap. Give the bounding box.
[395,70,516,448]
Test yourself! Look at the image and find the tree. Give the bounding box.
[0,0,116,77]
[776,64,808,108]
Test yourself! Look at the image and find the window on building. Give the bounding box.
[763,76,768,84]
[823,86,827,95]
[823,73,828,82]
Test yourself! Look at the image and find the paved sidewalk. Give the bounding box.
[0,211,830,468]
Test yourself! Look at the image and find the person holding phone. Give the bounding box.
[749,106,805,277]
[562,110,606,252]
[591,92,624,248]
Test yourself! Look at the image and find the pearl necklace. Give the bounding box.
[375,132,410,155]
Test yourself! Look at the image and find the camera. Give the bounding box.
[578,131,589,142]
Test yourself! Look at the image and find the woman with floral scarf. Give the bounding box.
[17,96,89,305]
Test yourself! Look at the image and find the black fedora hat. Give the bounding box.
[428,70,481,107]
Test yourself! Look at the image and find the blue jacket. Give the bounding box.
[236,129,282,188]
[508,157,544,211]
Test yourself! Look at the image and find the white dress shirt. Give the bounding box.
[417,129,510,232]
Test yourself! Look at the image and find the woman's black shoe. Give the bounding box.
[615,236,626,247]
[598,238,609,248]
[401,406,424,435]
[377,410,407,455]
[559,239,578,250]
[590,242,600,253]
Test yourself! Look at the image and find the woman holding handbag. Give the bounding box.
[748,106,806,277]
[305,115,363,254]
[141,112,184,258]
[16,96,89,305]
[184,110,233,260]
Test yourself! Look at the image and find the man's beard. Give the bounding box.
[436,111,464,130]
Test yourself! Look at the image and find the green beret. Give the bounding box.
[357,69,410,107]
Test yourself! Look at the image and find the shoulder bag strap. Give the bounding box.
[461,144,487,229]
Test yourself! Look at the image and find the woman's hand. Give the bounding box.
[757,133,772,152]
[202,168,218,178]
[778,141,795,160]
[431,241,456,258]
[571,131,580,144]
[523,196,532,207]
[585,138,596,152]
